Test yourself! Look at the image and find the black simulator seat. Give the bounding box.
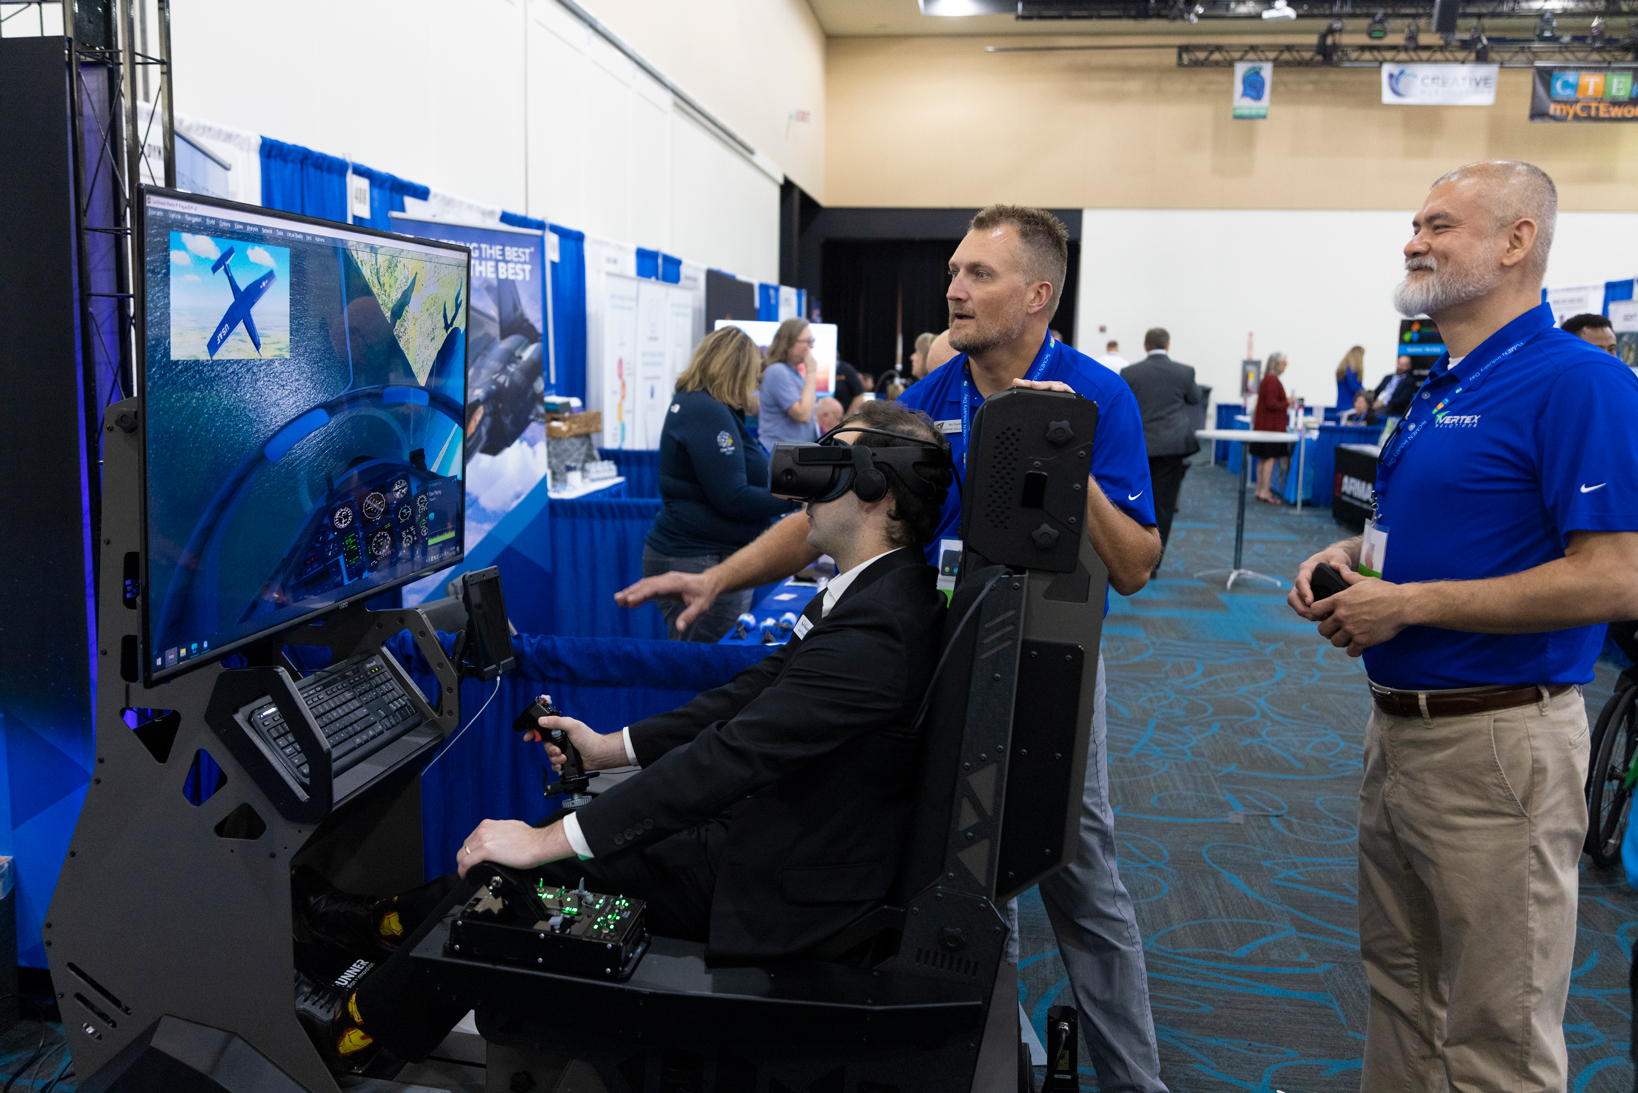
[409,388,1110,1093]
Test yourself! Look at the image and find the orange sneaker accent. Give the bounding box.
[377,910,403,940]
[336,1027,374,1057]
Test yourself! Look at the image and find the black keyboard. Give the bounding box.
[241,652,425,782]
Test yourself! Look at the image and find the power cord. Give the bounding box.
[420,676,502,776]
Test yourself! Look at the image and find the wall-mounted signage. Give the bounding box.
[1531,66,1638,121]
[1381,63,1499,105]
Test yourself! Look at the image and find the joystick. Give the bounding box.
[512,695,595,810]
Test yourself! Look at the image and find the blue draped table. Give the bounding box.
[1307,423,1385,508]
[400,632,770,878]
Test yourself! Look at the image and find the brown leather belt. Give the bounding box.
[1370,682,1573,719]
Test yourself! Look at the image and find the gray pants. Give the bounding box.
[1010,654,1168,1093]
[640,546,752,644]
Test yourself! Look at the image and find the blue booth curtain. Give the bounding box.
[403,632,771,878]
[259,137,349,221]
[1606,278,1635,314]
[636,248,661,280]
[538,497,667,639]
[598,449,660,498]
[350,164,430,232]
[660,254,682,284]
[550,226,588,403]
[757,283,780,322]
[501,210,547,233]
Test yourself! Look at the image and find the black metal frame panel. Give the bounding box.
[47,396,473,1093]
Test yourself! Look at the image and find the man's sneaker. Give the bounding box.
[292,866,400,961]
[294,967,379,1074]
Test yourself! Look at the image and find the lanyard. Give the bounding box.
[1373,333,1533,516]
[959,336,1055,465]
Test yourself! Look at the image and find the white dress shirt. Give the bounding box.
[561,548,904,860]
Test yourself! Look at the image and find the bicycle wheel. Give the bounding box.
[1586,680,1638,868]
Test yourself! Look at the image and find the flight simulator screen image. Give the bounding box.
[141,191,469,681]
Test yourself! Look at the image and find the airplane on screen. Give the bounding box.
[206,246,277,359]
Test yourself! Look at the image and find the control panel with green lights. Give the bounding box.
[446,865,649,980]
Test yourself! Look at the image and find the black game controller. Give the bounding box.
[513,695,594,806]
[1310,562,1350,601]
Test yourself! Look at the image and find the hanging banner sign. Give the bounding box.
[391,214,549,601]
[1531,66,1638,121]
[1610,298,1638,369]
[1381,63,1499,105]
[1544,283,1603,326]
[1233,62,1271,119]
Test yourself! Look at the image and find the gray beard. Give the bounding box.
[1393,259,1503,319]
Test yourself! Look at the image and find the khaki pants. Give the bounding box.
[1357,686,1589,1092]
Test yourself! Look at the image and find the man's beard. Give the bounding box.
[948,304,1030,355]
[1393,255,1503,319]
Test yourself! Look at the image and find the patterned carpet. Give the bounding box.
[3,459,1630,1092]
[1014,458,1636,1092]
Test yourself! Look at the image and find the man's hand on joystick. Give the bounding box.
[515,698,628,772]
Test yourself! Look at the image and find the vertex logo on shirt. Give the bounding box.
[1434,413,1481,427]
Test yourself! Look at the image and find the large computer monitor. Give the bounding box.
[139,188,470,683]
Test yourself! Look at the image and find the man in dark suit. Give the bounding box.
[291,402,953,1070]
[1372,354,1417,416]
[1120,327,1201,574]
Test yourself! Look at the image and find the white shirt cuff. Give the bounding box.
[622,727,637,766]
[561,811,594,860]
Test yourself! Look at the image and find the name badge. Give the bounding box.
[936,537,962,594]
[793,616,813,640]
[935,419,962,435]
[1360,519,1389,579]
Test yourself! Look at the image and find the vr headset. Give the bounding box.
[769,425,954,506]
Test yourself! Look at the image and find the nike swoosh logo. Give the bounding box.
[1128,491,1145,501]
[1581,483,1607,493]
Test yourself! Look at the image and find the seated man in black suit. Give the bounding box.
[292,400,954,1071]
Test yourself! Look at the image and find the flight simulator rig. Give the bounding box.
[50,195,1108,1093]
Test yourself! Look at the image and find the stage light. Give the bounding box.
[1404,18,1420,46]
[1263,0,1298,21]
[1535,11,1558,39]
[1472,23,1490,60]
[1368,11,1388,38]
[1590,15,1606,41]
[1318,18,1343,60]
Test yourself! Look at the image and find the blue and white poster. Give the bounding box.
[1233,62,1271,119]
[391,215,549,602]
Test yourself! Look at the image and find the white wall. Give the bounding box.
[1077,208,1638,409]
[167,0,783,283]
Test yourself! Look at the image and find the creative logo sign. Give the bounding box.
[1233,62,1271,119]
[1532,66,1638,121]
[1380,63,1499,106]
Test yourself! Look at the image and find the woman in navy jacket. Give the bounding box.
[643,326,794,642]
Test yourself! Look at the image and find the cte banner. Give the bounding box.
[1531,66,1638,121]
[390,214,551,601]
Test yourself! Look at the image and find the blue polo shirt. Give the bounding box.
[897,334,1156,599]
[1363,302,1638,690]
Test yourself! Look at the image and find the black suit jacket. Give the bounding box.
[573,549,946,962]
[1120,352,1202,458]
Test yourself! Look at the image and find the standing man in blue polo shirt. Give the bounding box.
[617,205,1168,1093]
[1289,161,1638,1091]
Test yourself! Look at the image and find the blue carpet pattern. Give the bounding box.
[4,461,1631,1092]
[1014,460,1636,1091]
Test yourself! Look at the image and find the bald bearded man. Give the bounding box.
[1291,162,1638,1091]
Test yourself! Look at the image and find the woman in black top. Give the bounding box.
[643,327,795,642]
